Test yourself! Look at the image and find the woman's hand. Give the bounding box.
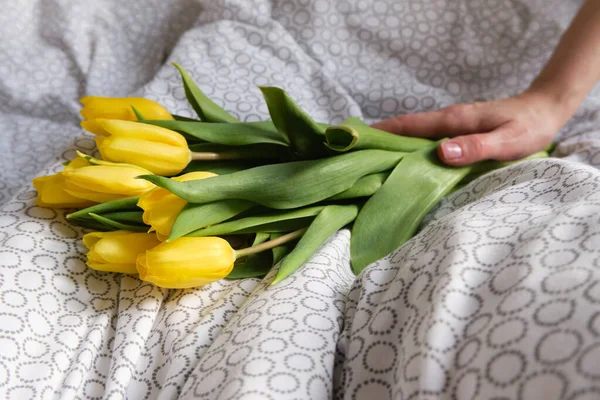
[373,0,600,166]
[371,90,568,166]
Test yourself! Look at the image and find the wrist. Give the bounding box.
[526,76,585,124]
[522,81,581,131]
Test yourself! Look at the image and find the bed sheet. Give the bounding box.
[1,0,600,399]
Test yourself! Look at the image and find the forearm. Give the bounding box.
[529,0,600,121]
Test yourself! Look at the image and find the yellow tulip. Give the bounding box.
[94,119,191,176]
[138,171,217,241]
[32,174,95,209]
[136,237,235,288]
[63,157,93,171]
[80,96,173,135]
[83,231,161,274]
[32,158,96,208]
[62,155,155,203]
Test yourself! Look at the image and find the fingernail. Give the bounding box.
[441,142,462,160]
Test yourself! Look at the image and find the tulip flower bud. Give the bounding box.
[32,158,96,208]
[32,174,95,209]
[136,237,235,288]
[62,155,155,203]
[80,96,173,135]
[83,231,160,274]
[94,119,191,176]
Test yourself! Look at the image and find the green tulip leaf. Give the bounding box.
[140,120,289,146]
[188,143,292,160]
[101,211,145,225]
[187,206,325,237]
[341,116,369,126]
[350,144,472,274]
[140,150,405,209]
[328,172,390,200]
[172,62,239,123]
[253,232,271,246]
[233,218,314,234]
[325,124,433,153]
[131,106,147,121]
[259,86,328,159]
[66,197,140,220]
[88,213,149,232]
[324,125,359,152]
[67,219,116,232]
[180,160,259,175]
[172,114,201,122]
[271,232,297,265]
[226,250,273,280]
[169,199,255,241]
[272,204,360,285]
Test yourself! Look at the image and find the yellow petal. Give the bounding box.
[97,119,187,147]
[83,231,160,274]
[82,231,124,249]
[150,241,234,274]
[138,189,186,235]
[94,232,160,264]
[87,261,139,274]
[81,119,108,136]
[137,237,235,289]
[63,185,128,203]
[138,172,216,239]
[137,187,169,211]
[33,173,95,208]
[96,136,190,176]
[155,232,169,242]
[62,165,154,196]
[32,175,51,191]
[80,97,173,122]
[40,176,94,207]
[146,237,235,268]
[141,195,186,239]
[63,157,92,172]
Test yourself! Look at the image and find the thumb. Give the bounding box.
[437,121,536,166]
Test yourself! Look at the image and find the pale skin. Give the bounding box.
[373,0,600,166]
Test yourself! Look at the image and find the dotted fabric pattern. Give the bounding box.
[1,0,600,399]
[335,158,600,400]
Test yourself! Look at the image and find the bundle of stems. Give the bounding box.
[64,63,551,285]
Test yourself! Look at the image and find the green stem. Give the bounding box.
[235,228,307,258]
[190,152,247,161]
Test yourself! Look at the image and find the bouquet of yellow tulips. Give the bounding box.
[32,63,551,289]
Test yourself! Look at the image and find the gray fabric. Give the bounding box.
[1,0,600,398]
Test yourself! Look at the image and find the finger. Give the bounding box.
[371,104,485,138]
[437,121,539,166]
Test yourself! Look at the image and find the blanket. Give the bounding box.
[1,0,600,398]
